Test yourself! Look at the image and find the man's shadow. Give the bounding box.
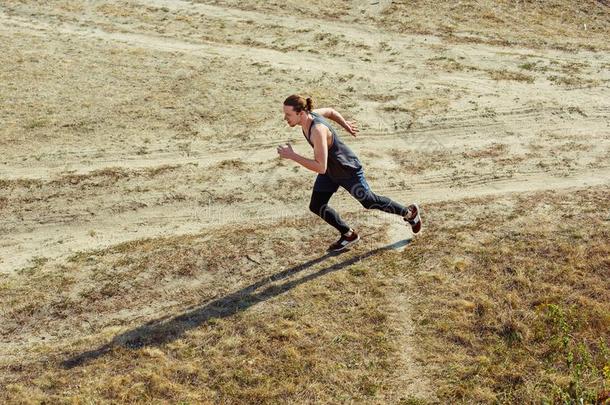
[62,238,410,369]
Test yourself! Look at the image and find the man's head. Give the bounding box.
[283,94,313,127]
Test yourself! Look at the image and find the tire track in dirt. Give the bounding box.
[2,105,607,181]
[2,8,608,184]
[2,167,608,274]
[3,164,607,229]
[0,13,410,83]
[4,6,607,96]
[139,0,607,64]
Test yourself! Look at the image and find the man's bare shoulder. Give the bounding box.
[309,124,329,146]
[310,123,327,136]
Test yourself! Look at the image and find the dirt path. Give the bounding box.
[1,0,608,273]
[3,166,608,274]
[1,4,609,272]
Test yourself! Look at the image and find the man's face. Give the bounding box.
[283,105,301,127]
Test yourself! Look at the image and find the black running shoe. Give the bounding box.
[327,230,360,252]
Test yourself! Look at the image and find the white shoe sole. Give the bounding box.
[328,234,361,252]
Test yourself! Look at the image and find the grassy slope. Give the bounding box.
[1,0,609,403]
[378,0,610,51]
[1,216,417,404]
[1,186,608,403]
[402,186,610,403]
[201,0,610,51]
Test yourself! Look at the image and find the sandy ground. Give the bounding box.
[0,0,609,400]
[1,0,608,275]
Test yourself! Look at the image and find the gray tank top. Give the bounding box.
[302,111,363,179]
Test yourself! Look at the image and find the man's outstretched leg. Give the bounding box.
[344,171,422,234]
[309,190,360,252]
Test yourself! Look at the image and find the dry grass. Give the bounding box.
[1,186,608,403]
[390,143,523,176]
[1,0,609,403]
[198,0,610,52]
[425,56,470,73]
[0,21,363,157]
[378,0,610,51]
[390,148,453,174]
[462,143,509,159]
[395,186,610,403]
[213,159,248,171]
[547,74,599,88]
[488,69,535,83]
[1,216,418,404]
[0,164,196,224]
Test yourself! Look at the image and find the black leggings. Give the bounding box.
[309,188,408,235]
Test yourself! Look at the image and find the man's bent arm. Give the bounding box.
[290,128,328,174]
[290,153,326,174]
[329,109,352,132]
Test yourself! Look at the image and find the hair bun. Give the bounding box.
[283,94,312,113]
[305,97,314,112]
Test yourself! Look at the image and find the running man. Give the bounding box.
[277,94,422,252]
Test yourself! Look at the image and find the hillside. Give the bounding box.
[1,0,609,403]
